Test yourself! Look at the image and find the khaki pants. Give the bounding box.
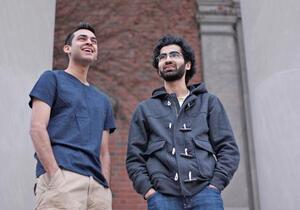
[34,169,112,210]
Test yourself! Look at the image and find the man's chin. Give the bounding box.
[162,74,183,82]
[76,57,97,65]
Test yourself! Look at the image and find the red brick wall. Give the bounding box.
[53,1,202,209]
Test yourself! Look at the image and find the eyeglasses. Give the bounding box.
[156,51,183,62]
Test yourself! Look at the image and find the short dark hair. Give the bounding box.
[152,34,196,84]
[64,22,96,46]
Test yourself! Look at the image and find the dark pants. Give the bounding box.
[147,187,223,210]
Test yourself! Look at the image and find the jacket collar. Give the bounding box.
[151,83,208,99]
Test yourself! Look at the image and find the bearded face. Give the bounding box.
[159,62,186,82]
[157,44,190,83]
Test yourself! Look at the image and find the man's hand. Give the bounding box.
[46,167,60,178]
[144,188,156,200]
[208,184,219,190]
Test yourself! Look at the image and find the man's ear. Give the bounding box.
[157,68,161,76]
[63,45,71,54]
[185,61,191,71]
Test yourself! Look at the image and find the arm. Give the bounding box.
[100,130,111,184]
[29,99,59,177]
[208,96,240,191]
[126,107,153,198]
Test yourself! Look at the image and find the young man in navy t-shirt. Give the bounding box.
[29,23,116,210]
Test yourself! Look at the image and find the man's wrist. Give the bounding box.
[208,184,219,190]
[144,188,156,200]
[46,165,60,177]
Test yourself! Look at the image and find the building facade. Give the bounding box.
[1,0,299,210]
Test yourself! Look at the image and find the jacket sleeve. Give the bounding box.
[126,106,152,197]
[208,96,240,191]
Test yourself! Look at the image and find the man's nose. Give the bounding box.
[165,57,173,64]
[86,38,93,45]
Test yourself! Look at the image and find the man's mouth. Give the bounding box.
[163,65,176,71]
[82,47,94,53]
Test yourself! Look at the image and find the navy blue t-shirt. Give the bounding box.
[29,70,116,187]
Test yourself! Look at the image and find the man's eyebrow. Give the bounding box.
[160,51,180,55]
[77,34,97,39]
[77,34,88,38]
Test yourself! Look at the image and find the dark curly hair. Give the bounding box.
[64,22,96,46]
[152,34,196,84]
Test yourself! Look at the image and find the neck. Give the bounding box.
[164,78,189,97]
[65,60,89,85]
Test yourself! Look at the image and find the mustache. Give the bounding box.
[163,64,176,70]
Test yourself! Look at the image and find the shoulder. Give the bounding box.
[33,70,57,87]
[91,85,107,98]
[194,92,222,112]
[197,91,219,102]
[136,97,157,109]
[50,69,67,79]
[38,70,64,81]
[206,93,220,103]
[90,85,113,105]
[203,93,225,112]
[39,70,55,78]
[133,97,162,117]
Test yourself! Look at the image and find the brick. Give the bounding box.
[54,1,202,209]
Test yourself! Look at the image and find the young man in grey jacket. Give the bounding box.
[126,35,240,210]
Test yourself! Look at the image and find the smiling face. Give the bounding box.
[157,44,191,82]
[63,29,98,66]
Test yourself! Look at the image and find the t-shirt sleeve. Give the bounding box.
[29,70,56,108]
[104,99,116,134]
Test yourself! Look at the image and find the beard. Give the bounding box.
[159,63,185,82]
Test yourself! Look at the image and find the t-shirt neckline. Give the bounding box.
[62,70,90,87]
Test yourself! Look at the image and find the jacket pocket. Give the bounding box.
[144,140,166,156]
[193,138,214,153]
[145,140,171,177]
[192,138,216,178]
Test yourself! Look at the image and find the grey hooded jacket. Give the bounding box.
[126,83,240,197]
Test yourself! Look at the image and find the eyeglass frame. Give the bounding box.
[156,51,184,62]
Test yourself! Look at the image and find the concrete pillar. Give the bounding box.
[240,0,300,209]
[196,1,254,209]
[0,1,56,209]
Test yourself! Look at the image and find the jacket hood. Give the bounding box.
[152,83,208,99]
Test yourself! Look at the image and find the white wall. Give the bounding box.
[0,1,56,209]
[240,0,300,209]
